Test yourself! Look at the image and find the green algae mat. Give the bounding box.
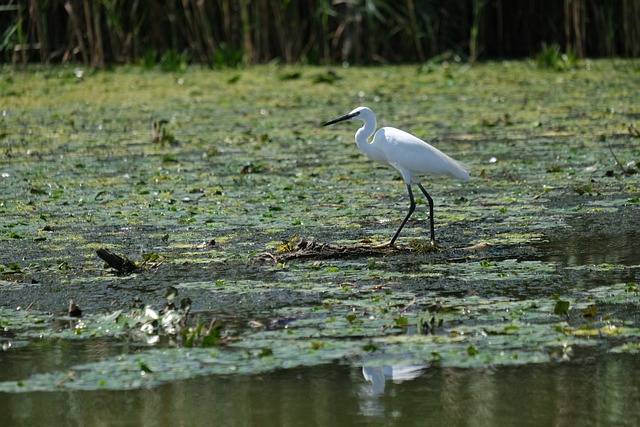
[1,60,639,392]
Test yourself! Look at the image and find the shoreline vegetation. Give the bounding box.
[2,1,640,68]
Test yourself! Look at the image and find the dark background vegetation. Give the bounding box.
[2,0,640,67]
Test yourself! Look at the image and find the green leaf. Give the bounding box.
[258,348,273,358]
[554,300,571,317]
[394,317,409,326]
[138,361,154,373]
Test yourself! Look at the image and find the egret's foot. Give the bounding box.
[371,241,399,249]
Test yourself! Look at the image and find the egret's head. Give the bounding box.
[322,106,372,127]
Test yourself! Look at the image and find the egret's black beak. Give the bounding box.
[322,111,360,127]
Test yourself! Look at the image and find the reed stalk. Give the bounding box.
[2,0,639,67]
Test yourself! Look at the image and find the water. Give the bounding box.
[2,355,639,426]
[538,231,640,267]
[2,229,639,426]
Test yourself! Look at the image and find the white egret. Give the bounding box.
[322,106,469,248]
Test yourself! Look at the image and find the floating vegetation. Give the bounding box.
[0,62,639,394]
[0,281,638,392]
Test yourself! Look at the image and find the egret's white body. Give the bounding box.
[362,364,428,396]
[322,106,469,247]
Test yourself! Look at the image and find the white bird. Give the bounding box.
[322,106,469,248]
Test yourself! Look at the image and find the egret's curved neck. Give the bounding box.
[355,117,377,155]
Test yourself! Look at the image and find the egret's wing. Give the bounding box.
[375,127,469,181]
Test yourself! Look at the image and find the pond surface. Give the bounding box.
[1,61,639,425]
[538,230,640,266]
[3,354,639,426]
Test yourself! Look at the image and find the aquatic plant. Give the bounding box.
[2,1,640,66]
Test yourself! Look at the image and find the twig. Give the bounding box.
[607,139,627,175]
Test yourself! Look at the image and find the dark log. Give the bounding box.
[96,248,138,274]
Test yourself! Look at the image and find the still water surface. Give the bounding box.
[3,353,639,426]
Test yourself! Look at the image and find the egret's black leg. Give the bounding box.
[388,184,416,246]
[417,183,435,242]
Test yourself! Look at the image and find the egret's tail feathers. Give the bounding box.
[447,158,470,181]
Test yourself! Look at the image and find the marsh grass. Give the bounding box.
[535,43,579,70]
[2,1,640,66]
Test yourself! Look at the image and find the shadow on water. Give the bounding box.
[2,355,639,426]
